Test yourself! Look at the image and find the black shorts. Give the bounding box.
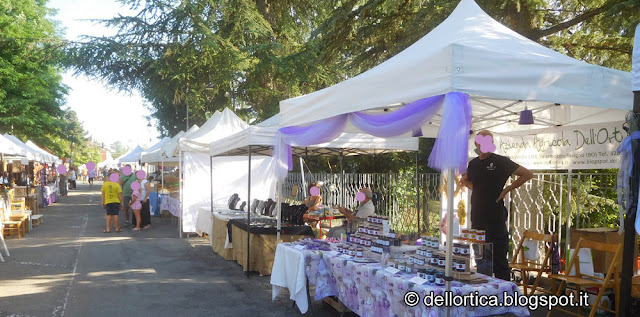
[105,203,120,215]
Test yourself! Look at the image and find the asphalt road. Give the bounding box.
[0,181,334,317]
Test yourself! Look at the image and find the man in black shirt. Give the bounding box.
[461,130,533,281]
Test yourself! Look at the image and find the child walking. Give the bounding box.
[129,182,143,231]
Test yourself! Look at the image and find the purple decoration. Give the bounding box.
[274,92,472,178]
[121,165,132,176]
[428,92,473,173]
[86,161,95,170]
[310,186,320,196]
[56,165,67,175]
[109,173,119,182]
[130,181,140,191]
[356,192,366,202]
[136,170,146,180]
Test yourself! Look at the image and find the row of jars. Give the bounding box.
[351,233,402,248]
[406,254,467,272]
[460,229,486,243]
[417,243,471,257]
[366,215,390,225]
[336,245,365,258]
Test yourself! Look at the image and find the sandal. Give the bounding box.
[103,229,111,233]
[142,225,151,230]
[132,228,140,231]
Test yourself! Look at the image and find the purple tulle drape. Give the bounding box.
[428,92,473,173]
[274,92,472,179]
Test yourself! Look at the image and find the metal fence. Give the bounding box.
[285,171,621,260]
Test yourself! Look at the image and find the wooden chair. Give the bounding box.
[510,230,557,295]
[1,202,24,239]
[546,237,622,317]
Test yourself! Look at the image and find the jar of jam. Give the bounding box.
[453,243,461,255]
[417,268,427,279]
[425,248,433,257]
[460,243,470,256]
[461,229,469,240]
[456,259,466,272]
[337,245,344,253]
[475,230,486,243]
[426,268,436,283]
[405,263,414,274]
[468,229,477,242]
[435,271,445,286]
[437,255,445,268]
[430,256,438,266]
[397,261,407,272]
[356,247,364,258]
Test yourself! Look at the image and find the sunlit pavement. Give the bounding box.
[0,182,333,317]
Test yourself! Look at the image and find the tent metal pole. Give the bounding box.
[444,169,455,317]
[415,151,420,234]
[276,180,282,243]
[247,145,252,278]
[210,156,214,247]
[179,151,183,238]
[619,90,640,317]
[339,154,344,206]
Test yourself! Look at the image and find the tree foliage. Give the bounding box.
[0,0,101,164]
[64,0,639,138]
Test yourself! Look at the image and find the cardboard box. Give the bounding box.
[570,228,623,274]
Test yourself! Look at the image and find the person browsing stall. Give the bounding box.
[461,130,533,281]
[326,188,375,238]
[101,169,124,233]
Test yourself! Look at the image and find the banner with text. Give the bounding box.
[469,122,627,170]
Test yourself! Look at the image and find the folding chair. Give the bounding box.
[510,230,557,295]
[547,237,622,317]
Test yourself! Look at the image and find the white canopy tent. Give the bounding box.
[279,0,631,134]
[0,134,27,158]
[179,108,250,235]
[3,134,44,162]
[209,114,420,274]
[25,141,61,164]
[140,125,199,165]
[277,0,633,306]
[116,145,144,164]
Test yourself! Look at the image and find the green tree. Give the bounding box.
[109,141,128,158]
[0,0,69,153]
[64,0,638,139]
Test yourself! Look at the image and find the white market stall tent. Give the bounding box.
[116,145,144,165]
[178,108,251,235]
[0,134,28,159]
[209,114,420,274]
[25,140,61,164]
[3,134,45,162]
[276,0,633,307]
[140,125,199,165]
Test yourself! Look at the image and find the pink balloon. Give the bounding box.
[309,186,320,196]
[122,165,132,176]
[86,161,95,170]
[136,170,146,180]
[130,181,140,191]
[356,192,366,202]
[109,173,120,182]
[57,165,67,174]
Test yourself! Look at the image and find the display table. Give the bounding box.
[160,194,180,217]
[43,185,57,206]
[231,223,313,276]
[271,243,530,317]
[212,212,236,260]
[196,206,212,236]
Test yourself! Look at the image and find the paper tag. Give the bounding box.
[293,245,305,250]
[410,276,428,285]
[384,267,401,274]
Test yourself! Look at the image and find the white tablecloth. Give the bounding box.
[271,243,309,313]
[196,207,212,236]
